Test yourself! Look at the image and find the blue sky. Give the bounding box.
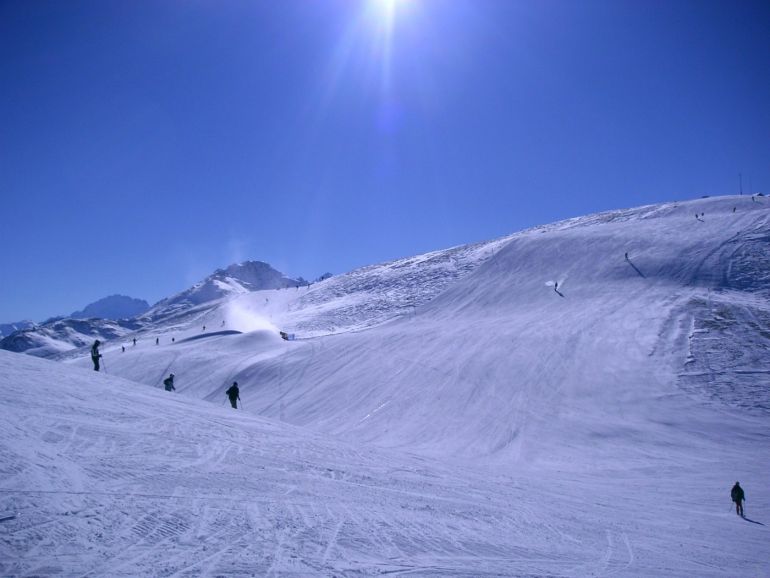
[1,0,769,321]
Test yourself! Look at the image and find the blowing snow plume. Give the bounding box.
[223,300,279,334]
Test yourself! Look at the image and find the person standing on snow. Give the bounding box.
[163,373,176,392]
[226,381,240,409]
[91,340,102,371]
[731,482,745,516]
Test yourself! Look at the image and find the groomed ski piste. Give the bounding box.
[1,195,769,576]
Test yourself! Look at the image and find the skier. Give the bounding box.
[163,373,176,392]
[554,281,559,292]
[624,252,629,260]
[203,325,206,332]
[133,338,136,346]
[121,345,125,353]
[91,340,102,372]
[731,482,745,517]
[155,337,159,345]
[172,337,175,343]
[226,381,240,409]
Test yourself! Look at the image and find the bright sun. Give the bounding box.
[372,0,405,20]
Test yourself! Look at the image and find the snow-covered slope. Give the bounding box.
[4,195,770,575]
[2,350,768,576]
[84,196,770,460]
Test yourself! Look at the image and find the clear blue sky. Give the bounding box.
[1,0,769,321]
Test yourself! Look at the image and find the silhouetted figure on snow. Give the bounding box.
[163,373,176,392]
[155,337,159,345]
[172,337,175,343]
[91,340,102,372]
[122,345,125,353]
[226,382,240,409]
[731,482,745,517]
[133,338,136,346]
[203,325,206,332]
[624,252,629,260]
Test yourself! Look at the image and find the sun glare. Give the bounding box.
[317,0,417,112]
[367,0,410,92]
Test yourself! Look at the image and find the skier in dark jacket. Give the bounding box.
[163,373,176,392]
[226,381,240,409]
[731,482,745,516]
[91,340,102,371]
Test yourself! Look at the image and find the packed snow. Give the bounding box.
[1,195,769,576]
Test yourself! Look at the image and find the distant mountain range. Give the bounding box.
[71,295,150,320]
[0,261,313,357]
[0,320,34,339]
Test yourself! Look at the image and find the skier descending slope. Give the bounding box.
[226,381,240,409]
[90,340,102,372]
[731,482,745,517]
[163,373,176,392]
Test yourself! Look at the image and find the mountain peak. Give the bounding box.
[145,260,307,321]
[71,295,150,320]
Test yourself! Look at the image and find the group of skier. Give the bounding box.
[162,373,240,408]
[91,339,242,409]
[89,337,755,517]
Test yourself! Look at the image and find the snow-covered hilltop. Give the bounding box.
[2,195,769,576]
[144,260,307,323]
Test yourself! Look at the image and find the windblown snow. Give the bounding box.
[1,195,769,576]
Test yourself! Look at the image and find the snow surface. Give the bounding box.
[2,195,769,576]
